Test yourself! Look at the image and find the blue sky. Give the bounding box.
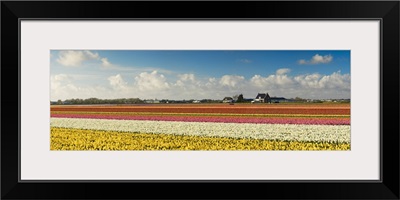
[50,50,350,101]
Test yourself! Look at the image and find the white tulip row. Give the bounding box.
[50,118,351,143]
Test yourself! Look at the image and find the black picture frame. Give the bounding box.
[2,1,399,199]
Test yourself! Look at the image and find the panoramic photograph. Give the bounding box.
[50,50,351,151]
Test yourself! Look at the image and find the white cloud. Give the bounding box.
[57,51,87,67]
[249,75,266,88]
[276,68,291,75]
[134,71,170,91]
[239,59,252,63]
[51,74,93,92]
[51,74,69,91]
[318,71,351,89]
[250,68,294,89]
[51,70,350,101]
[294,73,322,88]
[56,50,100,67]
[175,80,184,87]
[298,59,307,65]
[250,74,293,88]
[175,74,200,89]
[51,74,111,100]
[84,50,100,59]
[53,74,69,81]
[56,50,114,68]
[294,71,350,90]
[248,70,350,99]
[219,75,245,87]
[311,54,333,64]
[108,74,128,90]
[101,58,112,67]
[298,54,333,65]
[178,74,196,82]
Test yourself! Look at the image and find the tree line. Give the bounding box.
[53,98,144,105]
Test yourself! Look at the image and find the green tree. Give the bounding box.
[294,97,306,102]
[237,94,244,103]
[232,94,239,102]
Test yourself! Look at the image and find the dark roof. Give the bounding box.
[255,93,270,99]
[223,97,233,100]
[270,97,286,100]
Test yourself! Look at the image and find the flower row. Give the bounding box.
[51,113,350,125]
[51,127,350,151]
[50,118,351,143]
[51,106,350,115]
[51,111,350,118]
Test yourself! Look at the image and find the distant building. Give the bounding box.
[252,93,271,103]
[200,99,212,103]
[269,97,288,103]
[252,93,288,103]
[222,97,234,103]
[243,98,254,103]
[144,99,160,104]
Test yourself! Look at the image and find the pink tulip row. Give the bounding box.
[51,113,350,125]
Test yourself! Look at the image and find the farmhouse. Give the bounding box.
[252,93,288,103]
[222,97,234,103]
[253,93,271,103]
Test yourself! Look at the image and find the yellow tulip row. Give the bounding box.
[51,127,350,151]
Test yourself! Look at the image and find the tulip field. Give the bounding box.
[50,103,350,150]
